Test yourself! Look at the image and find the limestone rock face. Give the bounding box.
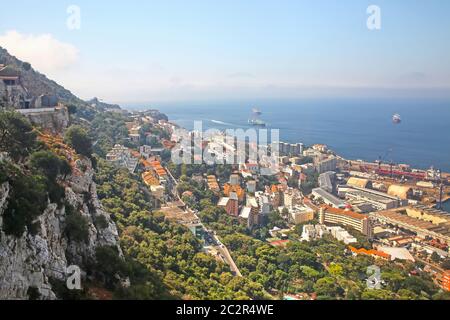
[19,107,70,134]
[0,157,121,300]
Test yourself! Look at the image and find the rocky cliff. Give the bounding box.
[0,47,84,106]
[0,157,121,300]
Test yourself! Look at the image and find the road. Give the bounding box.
[165,165,243,277]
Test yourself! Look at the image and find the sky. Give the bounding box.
[1,0,450,103]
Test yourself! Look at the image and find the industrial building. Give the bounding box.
[312,188,346,208]
[372,205,450,246]
[338,185,407,212]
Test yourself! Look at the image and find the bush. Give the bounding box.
[22,62,31,71]
[29,150,70,204]
[1,163,47,237]
[29,150,70,180]
[27,287,40,300]
[94,246,128,289]
[67,105,77,114]
[65,205,90,243]
[95,215,109,229]
[0,111,37,160]
[65,125,93,157]
[48,277,87,300]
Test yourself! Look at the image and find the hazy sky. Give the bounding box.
[1,0,450,103]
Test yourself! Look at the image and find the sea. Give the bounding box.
[124,97,450,172]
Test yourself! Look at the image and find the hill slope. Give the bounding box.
[0,46,84,106]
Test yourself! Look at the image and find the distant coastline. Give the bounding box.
[125,97,450,172]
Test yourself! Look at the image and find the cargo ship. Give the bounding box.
[248,108,267,127]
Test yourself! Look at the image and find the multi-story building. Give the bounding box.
[218,192,239,216]
[319,171,335,193]
[246,180,257,193]
[139,145,153,158]
[229,174,240,186]
[276,141,303,156]
[319,206,373,237]
[239,206,261,229]
[327,226,358,244]
[315,155,337,174]
[223,183,245,202]
[106,144,139,173]
[290,205,315,224]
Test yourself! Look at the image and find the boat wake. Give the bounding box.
[211,119,236,126]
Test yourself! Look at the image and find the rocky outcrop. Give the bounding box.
[17,107,70,135]
[0,47,84,106]
[87,97,121,112]
[0,157,121,300]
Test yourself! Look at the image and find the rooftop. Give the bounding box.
[322,205,368,221]
[312,188,345,208]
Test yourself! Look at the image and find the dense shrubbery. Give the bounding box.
[0,111,37,160]
[64,204,90,243]
[94,158,268,299]
[0,111,75,236]
[65,125,93,158]
[0,161,47,236]
[89,112,130,157]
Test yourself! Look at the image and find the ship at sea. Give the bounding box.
[248,108,267,127]
[392,113,402,124]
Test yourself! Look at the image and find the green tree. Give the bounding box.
[361,289,394,300]
[64,206,89,243]
[431,252,441,263]
[0,111,37,160]
[65,125,93,157]
[29,150,71,180]
[314,277,344,297]
[22,62,32,71]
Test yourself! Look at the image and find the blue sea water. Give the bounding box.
[125,98,450,171]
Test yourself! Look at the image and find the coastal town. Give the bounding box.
[99,106,450,298]
[2,53,450,300]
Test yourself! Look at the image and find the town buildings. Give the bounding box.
[207,175,220,192]
[312,187,346,208]
[106,144,139,173]
[218,192,239,216]
[348,246,391,260]
[319,171,335,193]
[441,271,450,292]
[338,185,407,212]
[314,155,337,174]
[301,224,357,244]
[372,205,450,245]
[223,183,245,202]
[319,206,374,237]
[276,141,303,156]
[246,180,257,193]
[289,205,315,224]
